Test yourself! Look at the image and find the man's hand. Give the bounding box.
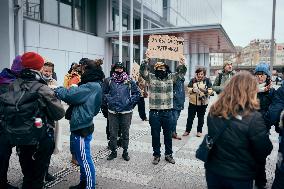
[179,55,185,65]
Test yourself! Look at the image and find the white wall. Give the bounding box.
[24,19,105,86]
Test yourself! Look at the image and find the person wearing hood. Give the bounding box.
[0,55,23,189]
[55,60,105,189]
[212,61,235,94]
[103,62,140,161]
[7,52,65,189]
[139,56,186,165]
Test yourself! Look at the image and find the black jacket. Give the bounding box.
[205,112,273,180]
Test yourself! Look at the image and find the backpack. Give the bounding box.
[0,79,47,145]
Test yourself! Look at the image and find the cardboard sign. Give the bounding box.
[147,35,184,61]
[131,62,140,81]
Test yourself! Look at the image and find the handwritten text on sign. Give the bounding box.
[147,35,184,61]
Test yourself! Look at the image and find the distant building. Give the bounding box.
[209,53,223,67]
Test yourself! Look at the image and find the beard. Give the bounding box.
[155,70,168,80]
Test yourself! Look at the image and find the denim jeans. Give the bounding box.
[149,109,173,157]
[108,112,132,151]
[172,109,181,133]
[206,170,253,189]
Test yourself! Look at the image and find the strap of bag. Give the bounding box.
[211,118,231,143]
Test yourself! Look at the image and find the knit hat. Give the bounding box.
[21,52,44,71]
[255,62,271,76]
[11,55,23,74]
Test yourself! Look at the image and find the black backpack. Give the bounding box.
[0,79,47,145]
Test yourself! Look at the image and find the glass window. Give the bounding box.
[60,2,72,27]
[23,0,41,20]
[44,0,58,24]
[74,0,84,30]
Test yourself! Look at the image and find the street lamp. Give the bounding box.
[270,0,276,73]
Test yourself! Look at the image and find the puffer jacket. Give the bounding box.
[188,78,213,106]
[55,82,102,132]
[205,112,273,180]
[173,77,185,110]
[103,78,140,113]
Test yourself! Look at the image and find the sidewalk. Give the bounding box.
[7,97,279,189]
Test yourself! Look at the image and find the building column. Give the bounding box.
[0,0,15,69]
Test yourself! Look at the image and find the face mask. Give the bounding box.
[155,70,168,80]
[42,75,52,81]
[115,71,123,75]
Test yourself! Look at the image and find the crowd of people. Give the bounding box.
[0,51,283,189]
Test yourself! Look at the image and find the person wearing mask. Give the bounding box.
[212,61,235,94]
[172,65,187,140]
[55,61,105,189]
[204,71,273,189]
[183,67,213,137]
[0,55,23,189]
[140,57,186,165]
[104,62,140,161]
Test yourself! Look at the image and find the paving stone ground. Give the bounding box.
[7,96,279,189]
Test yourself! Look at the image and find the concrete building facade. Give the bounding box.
[0,0,234,85]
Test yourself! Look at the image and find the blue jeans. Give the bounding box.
[172,109,181,133]
[149,110,173,157]
[206,170,253,189]
[71,133,96,189]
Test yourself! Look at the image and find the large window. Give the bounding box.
[23,0,41,20]
[24,0,86,31]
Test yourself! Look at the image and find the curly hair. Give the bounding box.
[210,71,259,118]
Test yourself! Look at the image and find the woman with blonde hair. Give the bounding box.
[205,71,273,189]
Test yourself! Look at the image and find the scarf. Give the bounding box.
[112,72,129,83]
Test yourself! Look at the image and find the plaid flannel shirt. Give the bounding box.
[140,63,186,110]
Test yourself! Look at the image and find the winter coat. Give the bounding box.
[173,77,185,110]
[187,78,213,106]
[212,71,235,94]
[264,86,284,128]
[205,112,273,180]
[55,82,102,131]
[20,69,65,121]
[257,88,275,117]
[63,72,81,88]
[103,78,140,113]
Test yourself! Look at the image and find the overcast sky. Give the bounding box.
[222,0,284,47]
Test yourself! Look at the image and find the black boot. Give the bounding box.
[122,150,130,161]
[69,180,86,189]
[107,151,117,160]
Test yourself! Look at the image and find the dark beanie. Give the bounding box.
[21,52,44,71]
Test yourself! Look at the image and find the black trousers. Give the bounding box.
[272,167,284,189]
[18,134,54,189]
[255,160,267,188]
[185,103,207,133]
[137,97,147,120]
[0,134,13,187]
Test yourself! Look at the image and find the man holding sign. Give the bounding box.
[140,56,186,165]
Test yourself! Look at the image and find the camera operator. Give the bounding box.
[183,67,213,137]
